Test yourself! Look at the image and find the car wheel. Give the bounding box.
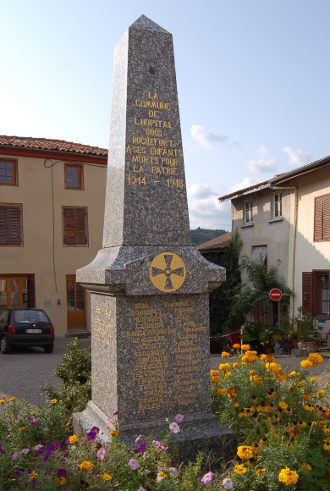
[44,343,54,353]
[0,336,11,354]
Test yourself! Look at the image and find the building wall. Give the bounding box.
[293,167,330,315]
[0,154,106,336]
[232,188,294,285]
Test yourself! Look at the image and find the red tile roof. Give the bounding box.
[197,232,232,252]
[0,135,107,158]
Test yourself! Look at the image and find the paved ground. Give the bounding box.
[0,337,90,405]
[1,337,329,406]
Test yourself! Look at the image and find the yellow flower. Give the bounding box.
[241,344,250,351]
[28,471,38,480]
[234,402,239,407]
[10,396,16,402]
[301,463,312,472]
[0,400,5,405]
[300,359,313,369]
[323,425,330,434]
[278,467,299,485]
[296,380,306,388]
[227,387,238,398]
[317,390,326,398]
[18,426,26,433]
[219,363,231,372]
[50,398,58,405]
[308,352,323,365]
[30,411,35,416]
[251,375,263,385]
[256,467,265,476]
[58,477,66,486]
[250,369,256,375]
[217,388,226,396]
[102,473,112,481]
[80,460,93,472]
[221,351,230,358]
[266,362,282,374]
[323,441,330,451]
[288,371,299,378]
[110,429,120,437]
[233,361,238,368]
[234,464,247,474]
[233,343,241,349]
[277,371,286,382]
[68,434,78,444]
[304,404,315,412]
[310,377,317,383]
[279,401,288,410]
[224,372,232,379]
[237,445,254,460]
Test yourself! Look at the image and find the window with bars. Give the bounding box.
[0,159,17,186]
[0,204,23,245]
[65,164,83,189]
[314,194,330,242]
[62,207,88,246]
[244,200,253,224]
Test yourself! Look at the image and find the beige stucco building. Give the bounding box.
[219,156,330,330]
[0,136,107,336]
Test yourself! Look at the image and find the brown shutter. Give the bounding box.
[323,195,330,240]
[0,204,22,245]
[63,207,88,245]
[302,272,313,314]
[314,196,323,241]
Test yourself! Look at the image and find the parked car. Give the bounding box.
[0,308,55,354]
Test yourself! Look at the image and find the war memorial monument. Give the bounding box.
[74,15,235,462]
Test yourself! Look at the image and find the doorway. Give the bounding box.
[66,275,86,331]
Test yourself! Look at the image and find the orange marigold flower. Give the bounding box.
[0,400,5,405]
[210,369,220,377]
[102,473,112,481]
[224,372,232,379]
[278,467,299,485]
[217,388,226,396]
[301,463,312,472]
[307,353,323,365]
[278,401,288,410]
[300,359,313,369]
[58,477,66,486]
[227,387,238,398]
[68,434,78,444]
[211,376,220,383]
[234,464,247,474]
[110,429,119,437]
[233,343,241,349]
[10,396,16,402]
[221,351,230,358]
[237,445,254,460]
[80,460,93,472]
[233,361,238,368]
[241,344,250,351]
[219,363,231,372]
[256,467,265,476]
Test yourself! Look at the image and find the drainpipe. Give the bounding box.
[269,183,298,319]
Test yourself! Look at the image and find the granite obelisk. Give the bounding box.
[74,15,235,462]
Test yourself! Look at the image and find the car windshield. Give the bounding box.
[13,310,49,324]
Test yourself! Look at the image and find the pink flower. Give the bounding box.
[21,448,30,455]
[128,458,140,470]
[12,452,19,461]
[106,417,114,427]
[96,447,106,461]
[113,410,120,416]
[152,440,165,450]
[201,471,214,484]
[222,477,234,489]
[169,422,180,434]
[175,414,184,424]
[135,434,143,443]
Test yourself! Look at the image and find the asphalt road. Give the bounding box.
[0,337,90,406]
[1,338,328,407]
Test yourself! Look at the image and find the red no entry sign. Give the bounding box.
[269,288,282,301]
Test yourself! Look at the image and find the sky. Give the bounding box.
[1,0,330,231]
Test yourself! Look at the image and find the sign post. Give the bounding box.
[269,288,282,329]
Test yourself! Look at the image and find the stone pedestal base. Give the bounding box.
[73,400,236,465]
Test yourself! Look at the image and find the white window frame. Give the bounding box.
[244,200,253,224]
[273,192,282,219]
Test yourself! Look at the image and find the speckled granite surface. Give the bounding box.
[74,15,234,464]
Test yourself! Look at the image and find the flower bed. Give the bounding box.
[0,345,329,490]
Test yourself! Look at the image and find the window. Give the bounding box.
[65,164,83,189]
[0,204,23,245]
[0,159,17,186]
[244,200,253,224]
[314,194,330,242]
[251,245,267,265]
[62,207,88,246]
[302,270,330,317]
[273,192,282,218]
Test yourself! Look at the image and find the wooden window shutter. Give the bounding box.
[314,194,330,241]
[302,272,313,314]
[0,205,22,245]
[63,207,88,245]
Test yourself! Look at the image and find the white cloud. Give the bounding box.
[190,124,232,150]
[283,146,310,169]
[231,177,254,192]
[248,145,277,174]
[188,183,231,230]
